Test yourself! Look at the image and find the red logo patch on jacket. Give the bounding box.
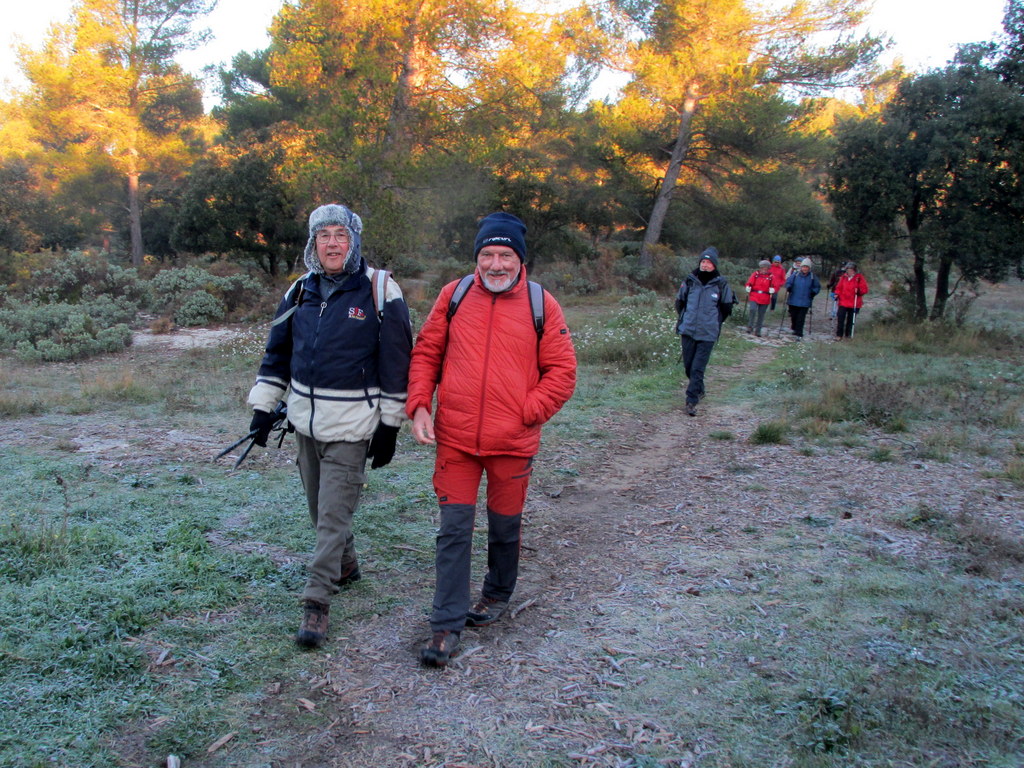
[348,307,366,320]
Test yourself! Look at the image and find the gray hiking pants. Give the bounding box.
[295,432,367,604]
[747,301,768,335]
[431,505,522,633]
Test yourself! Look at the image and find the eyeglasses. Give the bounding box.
[316,231,349,244]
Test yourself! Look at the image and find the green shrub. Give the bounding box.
[619,289,659,307]
[2,303,133,361]
[867,447,894,462]
[175,290,226,326]
[21,250,149,307]
[428,257,468,292]
[148,266,262,320]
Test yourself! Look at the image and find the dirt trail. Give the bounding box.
[232,310,1022,767]
[237,339,787,767]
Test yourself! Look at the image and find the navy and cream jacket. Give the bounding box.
[247,262,412,443]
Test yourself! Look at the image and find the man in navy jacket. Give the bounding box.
[248,203,412,648]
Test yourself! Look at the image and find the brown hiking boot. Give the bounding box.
[465,596,509,627]
[295,600,329,648]
[419,631,460,667]
[335,561,361,589]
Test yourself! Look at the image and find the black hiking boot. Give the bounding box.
[465,596,509,627]
[420,631,460,667]
[295,600,329,649]
[686,402,697,417]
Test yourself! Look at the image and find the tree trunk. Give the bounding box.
[128,168,144,267]
[381,0,428,184]
[906,224,928,320]
[639,82,700,269]
[930,254,953,321]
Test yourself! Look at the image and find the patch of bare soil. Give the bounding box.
[131,327,243,350]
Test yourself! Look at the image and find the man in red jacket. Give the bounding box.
[407,212,577,667]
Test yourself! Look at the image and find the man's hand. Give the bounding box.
[411,407,436,446]
[249,409,278,447]
[768,287,775,294]
[367,423,400,469]
[745,285,752,293]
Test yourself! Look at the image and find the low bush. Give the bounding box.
[0,302,134,361]
[148,266,263,324]
[750,420,787,445]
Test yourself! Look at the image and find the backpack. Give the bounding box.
[271,268,390,328]
[445,274,545,337]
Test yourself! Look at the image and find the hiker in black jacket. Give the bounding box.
[674,247,736,417]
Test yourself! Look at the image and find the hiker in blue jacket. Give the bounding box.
[784,258,821,339]
[674,247,736,417]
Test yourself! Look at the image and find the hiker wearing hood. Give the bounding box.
[247,203,413,649]
[674,247,736,417]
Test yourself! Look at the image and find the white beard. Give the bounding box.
[481,271,519,293]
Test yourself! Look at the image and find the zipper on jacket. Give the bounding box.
[474,293,498,454]
[308,301,328,439]
[362,367,374,408]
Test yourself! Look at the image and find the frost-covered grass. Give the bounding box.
[2,293,1022,767]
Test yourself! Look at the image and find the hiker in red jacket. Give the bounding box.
[407,212,577,668]
[834,261,869,338]
[769,255,786,310]
[744,260,776,337]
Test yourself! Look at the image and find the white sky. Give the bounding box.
[0,0,1011,108]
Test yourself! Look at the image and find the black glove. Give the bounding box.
[248,409,278,447]
[366,423,400,469]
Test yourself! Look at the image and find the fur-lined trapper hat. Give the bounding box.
[303,204,364,275]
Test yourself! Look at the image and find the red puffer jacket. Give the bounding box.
[406,267,577,457]
[835,272,869,309]
[745,271,775,305]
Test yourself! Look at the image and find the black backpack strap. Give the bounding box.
[446,274,476,323]
[527,280,545,338]
[269,273,310,327]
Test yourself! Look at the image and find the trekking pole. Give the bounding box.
[808,305,813,335]
[215,430,258,461]
[215,402,289,469]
